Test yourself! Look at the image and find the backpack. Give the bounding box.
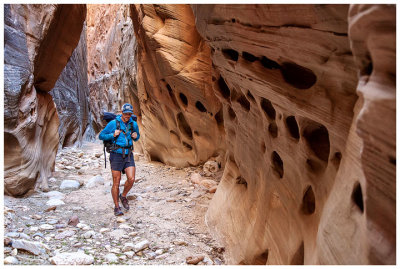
[102,111,137,168]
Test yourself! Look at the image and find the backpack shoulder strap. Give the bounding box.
[116,120,120,130]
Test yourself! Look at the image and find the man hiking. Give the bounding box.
[99,103,140,216]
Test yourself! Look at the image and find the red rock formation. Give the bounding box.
[191,4,395,265]
[130,4,225,167]
[50,24,92,148]
[348,4,396,264]
[86,4,140,148]
[4,4,86,196]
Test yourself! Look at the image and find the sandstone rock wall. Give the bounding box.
[50,24,93,148]
[191,4,395,265]
[86,4,141,151]
[130,4,225,167]
[4,4,86,196]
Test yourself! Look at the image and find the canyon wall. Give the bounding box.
[50,24,93,148]
[191,4,395,265]
[130,4,225,167]
[86,4,141,150]
[4,4,86,196]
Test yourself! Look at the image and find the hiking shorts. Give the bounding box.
[110,152,135,171]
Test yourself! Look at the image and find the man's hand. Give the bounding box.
[114,130,121,137]
[131,132,138,139]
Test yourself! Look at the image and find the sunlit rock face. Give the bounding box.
[50,25,92,148]
[348,4,396,265]
[86,4,140,143]
[192,4,395,265]
[130,4,226,167]
[4,4,86,196]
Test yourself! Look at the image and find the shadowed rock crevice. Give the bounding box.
[281,62,317,90]
[271,151,283,178]
[177,112,193,140]
[285,116,300,140]
[268,122,278,138]
[217,76,231,100]
[303,122,330,162]
[260,98,276,120]
[301,185,315,215]
[222,48,239,61]
[352,181,364,213]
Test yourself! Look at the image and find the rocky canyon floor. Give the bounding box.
[4,141,225,265]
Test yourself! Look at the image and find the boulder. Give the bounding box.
[49,252,94,265]
[60,180,80,190]
[85,175,105,188]
[11,239,47,255]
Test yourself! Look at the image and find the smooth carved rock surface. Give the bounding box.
[192,4,395,265]
[4,4,86,196]
[50,24,93,148]
[348,4,396,264]
[86,4,142,152]
[130,4,226,167]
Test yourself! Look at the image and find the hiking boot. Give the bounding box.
[114,207,124,216]
[119,194,130,210]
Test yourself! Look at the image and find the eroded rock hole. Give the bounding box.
[236,176,247,187]
[236,94,250,112]
[214,108,224,127]
[260,56,280,69]
[281,62,317,89]
[246,91,256,103]
[271,151,283,178]
[332,152,342,168]
[195,101,207,112]
[268,122,278,138]
[242,51,258,62]
[352,182,364,213]
[150,153,162,163]
[253,249,269,265]
[306,159,322,173]
[177,112,192,139]
[286,116,300,140]
[303,123,330,162]
[165,83,179,107]
[222,48,239,61]
[217,76,231,99]
[260,98,276,120]
[182,141,192,151]
[228,106,236,120]
[290,241,304,265]
[301,185,315,215]
[108,61,112,70]
[261,142,266,153]
[179,92,188,107]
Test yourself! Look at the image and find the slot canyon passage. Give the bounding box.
[3,4,396,265]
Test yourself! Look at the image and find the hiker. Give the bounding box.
[99,103,140,216]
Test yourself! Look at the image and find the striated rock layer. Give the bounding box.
[4,4,86,196]
[130,4,225,167]
[50,24,92,148]
[86,4,141,152]
[191,4,395,265]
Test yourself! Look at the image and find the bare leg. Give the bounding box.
[111,170,122,208]
[122,166,135,197]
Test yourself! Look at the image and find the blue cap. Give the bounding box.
[122,103,133,114]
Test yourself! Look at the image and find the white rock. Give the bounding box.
[122,242,135,252]
[190,173,203,184]
[43,191,65,200]
[146,252,157,260]
[50,252,94,265]
[40,224,54,230]
[4,256,19,264]
[105,253,119,263]
[48,177,57,183]
[134,240,150,252]
[85,175,105,188]
[203,160,219,176]
[46,199,65,207]
[55,230,76,240]
[5,232,30,240]
[11,239,47,255]
[109,229,126,240]
[30,227,39,232]
[155,249,164,255]
[60,180,80,190]
[125,251,135,258]
[119,224,132,229]
[99,228,109,233]
[116,217,126,223]
[82,231,96,239]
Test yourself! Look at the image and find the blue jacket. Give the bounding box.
[99,115,140,155]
